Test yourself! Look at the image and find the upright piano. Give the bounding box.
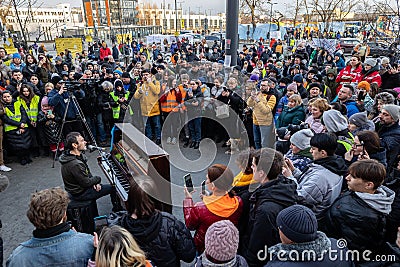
[97,123,172,213]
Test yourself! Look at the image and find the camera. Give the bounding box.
[287,122,309,135]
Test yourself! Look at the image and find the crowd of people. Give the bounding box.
[1,33,400,266]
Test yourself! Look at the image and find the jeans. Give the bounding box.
[85,114,106,142]
[143,115,161,140]
[188,117,202,142]
[162,112,180,137]
[253,123,275,149]
[70,184,120,209]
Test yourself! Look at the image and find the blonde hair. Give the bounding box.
[288,94,302,107]
[44,82,54,90]
[96,225,147,267]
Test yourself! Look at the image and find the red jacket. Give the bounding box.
[335,65,362,93]
[99,47,111,61]
[361,70,382,88]
[183,194,243,253]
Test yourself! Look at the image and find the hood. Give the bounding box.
[322,109,348,133]
[370,148,387,166]
[251,177,298,206]
[203,194,240,218]
[355,185,395,214]
[314,155,348,176]
[362,64,380,76]
[58,151,86,164]
[326,68,337,76]
[268,232,331,261]
[119,212,162,244]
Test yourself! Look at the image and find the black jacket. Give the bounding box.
[240,177,298,267]
[118,211,196,267]
[59,152,101,195]
[377,122,400,170]
[385,168,400,243]
[2,101,31,151]
[322,189,393,256]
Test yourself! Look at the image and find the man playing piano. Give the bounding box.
[59,131,123,212]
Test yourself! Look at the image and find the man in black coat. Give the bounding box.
[240,148,298,267]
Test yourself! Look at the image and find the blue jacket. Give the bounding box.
[6,230,93,267]
[335,58,346,72]
[48,88,85,120]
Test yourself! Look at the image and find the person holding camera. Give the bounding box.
[47,75,85,136]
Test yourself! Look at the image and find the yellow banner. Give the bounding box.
[85,35,93,43]
[55,38,83,58]
[116,33,132,44]
[181,19,185,30]
[3,38,17,54]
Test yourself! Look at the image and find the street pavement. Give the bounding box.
[0,137,239,265]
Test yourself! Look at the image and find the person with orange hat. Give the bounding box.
[356,81,374,112]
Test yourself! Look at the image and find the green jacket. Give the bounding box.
[276,105,306,128]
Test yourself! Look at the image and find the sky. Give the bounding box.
[46,0,292,15]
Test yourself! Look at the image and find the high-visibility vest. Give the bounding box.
[110,91,133,119]
[161,90,180,113]
[337,132,355,152]
[4,101,28,132]
[17,95,40,122]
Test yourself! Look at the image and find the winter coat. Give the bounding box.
[305,115,325,134]
[195,254,249,267]
[99,47,111,61]
[117,211,196,267]
[335,57,346,72]
[322,186,395,257]
[266,232,354,267]
[361,65,382,88]
[134,79,161,117]
[385,168,400,243]
[183,195,243,253]
[37,110,61,145]
[48,88,85,120]
[293,155,348,217]
[336,65,362,92]
[2,101,31,151]
[381,72,400,90]
[247,92,276,126]
[285,149,313,173]
[59,152,101,195]
[183,88,203,118]
[276,105,306,128]
[240,177,298,267]
[377,122,400,170]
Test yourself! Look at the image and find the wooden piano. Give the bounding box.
[97,123,172,213]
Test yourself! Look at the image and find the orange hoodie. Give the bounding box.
[203,194,240,218]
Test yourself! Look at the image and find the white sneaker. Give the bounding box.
[0,165,12,172]
[166,137,172,144]
[171,137,177,145]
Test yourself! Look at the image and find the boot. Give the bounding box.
[183,138,190,148]
[189,141,195,148]
[193,141,199,149]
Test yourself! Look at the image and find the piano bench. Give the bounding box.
[67,199,99,234]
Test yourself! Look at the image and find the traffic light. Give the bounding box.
[204,18,208,30]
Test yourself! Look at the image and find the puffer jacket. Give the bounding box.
[184,195,243,253]
[240,177,298,267]
[265,232,354,267]
[117,211,196,267]
[361,65,382,87]
[294,155,348,217]
[377,122,400,170]
[247,92,276,126]
[322,186,394,257]
[276,105,306,128]
[133,79,161,117]
[2,101,31,150]
[385,168,400,243]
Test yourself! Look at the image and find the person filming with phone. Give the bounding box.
[183,164,243,254]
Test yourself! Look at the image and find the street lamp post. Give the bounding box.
[267,1,277,40]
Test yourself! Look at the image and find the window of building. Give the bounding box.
[170,19,174,29]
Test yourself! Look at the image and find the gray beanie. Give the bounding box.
[382,104,400,122]
[349,111,368,127]
[290,129,314,150]
[322,109,348,133]
[381,57,390,65]
[364,58,377,67]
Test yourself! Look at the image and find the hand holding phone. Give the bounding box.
[94,215,108,236]
[184,174,194,193]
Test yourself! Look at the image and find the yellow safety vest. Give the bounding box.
[4,101,28,132]
[110,91,133,119]
[337,132,355,152]
[17,95,40,122]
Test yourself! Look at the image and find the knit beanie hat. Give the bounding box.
[364,58,377,67]
[114,79,123,89]
[121,72,131,78]
[382,104,400,122]
[205,220,239,262]
[322,109,348,133]
[349,111,368,127]
[113,69,123,76]
[12,53,21,59]
[276,205,318,243]
[381,57,390,65]
[286,82,298,93]
[357,81,371,92]
[290,129,314,150]
[308,82,322,91]
[249,74,259,81]
[293,74,303,83]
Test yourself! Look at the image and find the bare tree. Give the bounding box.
[372,0,400,39]
[0,0,13,29]
[240,0,269,38]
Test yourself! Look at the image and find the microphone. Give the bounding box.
[87,145,107,152]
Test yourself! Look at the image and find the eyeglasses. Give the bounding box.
[190,83,196,85]
[353,141,364,147]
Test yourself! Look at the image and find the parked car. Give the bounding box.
[205,35,221,47]
[339,38,360,54]
[367,42,393,58]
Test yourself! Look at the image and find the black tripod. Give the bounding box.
[52,89,99,168]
